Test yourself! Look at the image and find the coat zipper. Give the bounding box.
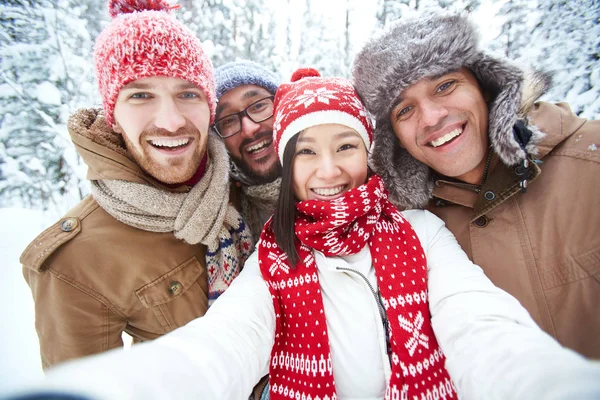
[335,266,392,365]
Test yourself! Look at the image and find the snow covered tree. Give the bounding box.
[376,0,480,29]
[178,0,278,72]
[492,0,535,59]
[0,0,93,212]
[529,0,600,118]
[295,0,349,77]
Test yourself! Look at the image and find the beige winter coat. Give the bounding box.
[427,102,600,358]
[20,109,228,369]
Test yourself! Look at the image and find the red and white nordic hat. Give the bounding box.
[94,0,216,126]
[273,68,373,162]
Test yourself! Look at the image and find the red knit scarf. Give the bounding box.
[258,175,455,400]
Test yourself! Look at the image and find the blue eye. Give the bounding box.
[130,93,150,99]
[181,92,199,99]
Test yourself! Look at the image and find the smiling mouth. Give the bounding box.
[311,185,347,197]
[246,139,272,154]
[428,127,463,148]
[148,138,190,150]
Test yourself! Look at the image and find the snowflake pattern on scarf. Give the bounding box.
[258,175,456,400]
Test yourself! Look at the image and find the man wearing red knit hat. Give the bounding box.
[20,0,252,370]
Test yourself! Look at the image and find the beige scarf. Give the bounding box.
[91,135,253,303]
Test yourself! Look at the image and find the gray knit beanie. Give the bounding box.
[215,60,280,99]
[352,12,549,209]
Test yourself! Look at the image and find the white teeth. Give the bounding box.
[429,128,462,147]
[247,139,270,153]
[312,185,345,196]
[150,138,189,148]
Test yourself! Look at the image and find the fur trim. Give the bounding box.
[355,12,552,209]
[68,108,129,158]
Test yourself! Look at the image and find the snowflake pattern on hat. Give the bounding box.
[273,69,373,162]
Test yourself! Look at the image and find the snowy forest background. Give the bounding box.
[1,0,599,217]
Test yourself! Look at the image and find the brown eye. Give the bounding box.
[437,80,455,93]
[396,106,413,119]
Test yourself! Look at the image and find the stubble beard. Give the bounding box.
[122,125,206,185]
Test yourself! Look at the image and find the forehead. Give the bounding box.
[299,123,361,141]
[216,84,272,116]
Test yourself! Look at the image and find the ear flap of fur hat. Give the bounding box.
[353,12,551,209]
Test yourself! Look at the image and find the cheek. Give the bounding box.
[392,124,413,150]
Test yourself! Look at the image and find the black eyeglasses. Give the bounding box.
[212,96,275,138]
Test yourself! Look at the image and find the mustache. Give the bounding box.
[239,131,273,151]
[140,123,200,140]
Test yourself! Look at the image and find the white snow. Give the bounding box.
[0,208,51,393]
[36,81,62,106]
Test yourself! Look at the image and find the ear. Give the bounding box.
[112,122,123,134]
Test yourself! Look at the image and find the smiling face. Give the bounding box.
[112,76,211,185]
[389,68,490,184]
[292,124,368,201]
[216,84,281,184]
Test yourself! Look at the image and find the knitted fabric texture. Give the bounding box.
[90,134,253,304]
[215,60,280,99]
[352,12,548,209]
[95,0,215,126]
[273,68,373,162]
[240,177,281,244]
[258,175,455,400]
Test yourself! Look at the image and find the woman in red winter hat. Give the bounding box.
[30,69,600,400]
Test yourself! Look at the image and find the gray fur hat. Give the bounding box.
[215,60,280,99]
[352,12,549,209]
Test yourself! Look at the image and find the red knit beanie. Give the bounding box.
[94,0,216,126]
[273,68,373,162]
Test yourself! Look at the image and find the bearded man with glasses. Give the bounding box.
[214,61,282,245]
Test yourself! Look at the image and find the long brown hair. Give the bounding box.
[272,134,301,268]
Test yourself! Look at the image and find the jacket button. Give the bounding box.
[474,215,490,228]
[168,281,182,296]
[61,218,78,232]
[484,191,496,201]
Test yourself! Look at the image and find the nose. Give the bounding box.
[419,98,449,128]
[315,155,342,180]
[239,115,261,138]
[154,98,186,132]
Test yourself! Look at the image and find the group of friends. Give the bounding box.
[13,0,600,399]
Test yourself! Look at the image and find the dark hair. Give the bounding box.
[272,134,301,268]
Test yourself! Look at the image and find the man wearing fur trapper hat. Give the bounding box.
[20,0,253,370]
[353,12,600,358]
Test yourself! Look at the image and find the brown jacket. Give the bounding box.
[428,102,600,358]
[21,109,218,369]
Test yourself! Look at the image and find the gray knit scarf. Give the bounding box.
[240,178,281,244]
[91,135,253,304]
[229,160,281,244]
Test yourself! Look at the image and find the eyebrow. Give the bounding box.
[297,130,361,143]
[390,68,461,111]
[216,89,270,116]
[121,81,199,91]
